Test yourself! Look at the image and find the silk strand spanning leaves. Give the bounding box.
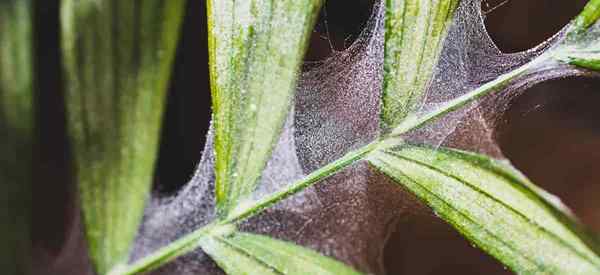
[116,1,600,274]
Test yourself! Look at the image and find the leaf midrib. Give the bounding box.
[379,148,600,269]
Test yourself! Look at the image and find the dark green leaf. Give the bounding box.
[0,0,33,274]
[381,0,459,130]
[60,1,185,273]
[368,144,600,274]
[200,231,361,275]
[209,0,323,216]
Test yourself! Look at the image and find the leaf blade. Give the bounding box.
[200,232,362,275]
[381,0,459,130]
[208,0,323,216]
[573,0,600,30]
[368,144,600,274]
[60,1,185,273]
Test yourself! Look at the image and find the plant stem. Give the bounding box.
[390,55,548,136]
[119,141,379,275]
[118,223,221,275]
[119,42,558,275]
[224,140,380,223]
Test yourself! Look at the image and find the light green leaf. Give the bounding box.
[60,1,185,274]
[572,0,600,30]
[567,53,600,71]
[368,144,600,274]
[209,0,323,216]
[381,0,459,130]
[0,0,33,274]
[200,231,361,275]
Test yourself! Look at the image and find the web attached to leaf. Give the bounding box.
[128,0,599,274]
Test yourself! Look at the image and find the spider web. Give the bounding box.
[54,1,598,274]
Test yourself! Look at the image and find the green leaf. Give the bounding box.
[554,0,600,71]
[381,0,459,130]
[572,0,600,31]
[368,144,600,274]
[0,0,33,274]
[209,0,323,217]
[121,142,377,275]
[60,1,185,274]
[200,231,362,275]
[567,53,600,71]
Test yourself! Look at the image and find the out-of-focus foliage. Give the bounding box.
[0,0,33,274]
[60,1,185,273]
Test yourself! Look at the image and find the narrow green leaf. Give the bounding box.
[121,142,377,275]
[208,0,323,216]
[368,144,600,274]
[573,0,600,31]
[381,0,459,130]
[60,1,185,273]
[200,231,362,275]
[567,53,600,71]
[554,0,600,71]
[0,0,33,274]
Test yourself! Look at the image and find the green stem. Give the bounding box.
[119,50,559,275]
[118,223,221,275]
[118,26,574,275]
[119,141,379,275]
[224,140,380,223]
[389,55,548,137]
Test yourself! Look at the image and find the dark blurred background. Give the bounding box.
[32,0,599,274]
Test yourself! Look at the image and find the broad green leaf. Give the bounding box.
[368,144,600,274]
[381,0,459,130]
[209,0,323,216]
[60,1,185,273]
[200,231,361,275]
[0,0,33,274]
